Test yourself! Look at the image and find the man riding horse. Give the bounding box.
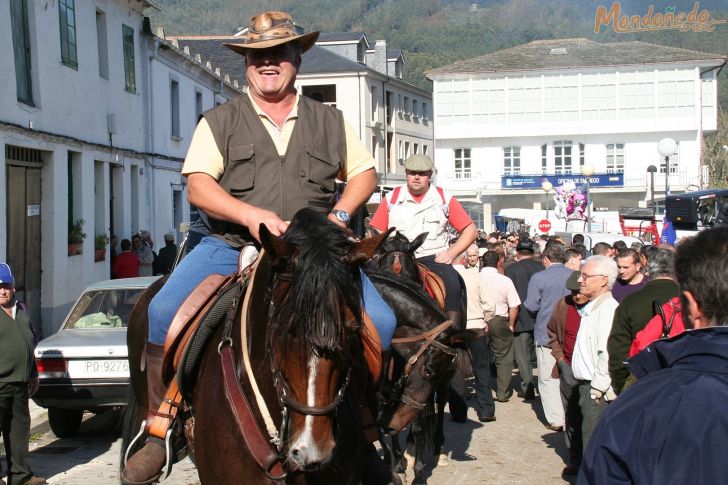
[369,154,478,332]
[121,11,397,484]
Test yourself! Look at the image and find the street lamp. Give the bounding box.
[581,164,595,232]
[541,180,553,219]
[647,165,658,217]
[657,137,677,196]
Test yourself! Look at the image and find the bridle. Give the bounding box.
[266,270,354,445]
[388,319,457,410]
[220,258,356,482]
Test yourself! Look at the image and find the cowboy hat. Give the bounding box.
[224,11,319,56]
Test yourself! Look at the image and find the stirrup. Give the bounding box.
[124,419,175,481]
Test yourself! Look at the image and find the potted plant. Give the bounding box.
[68,219,86,256]
[94,233,109,262]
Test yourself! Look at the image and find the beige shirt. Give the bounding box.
[454,264,496,329]
[479,267,521,318]
[183,93,375,181]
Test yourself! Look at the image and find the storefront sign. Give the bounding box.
[501,173,624,190]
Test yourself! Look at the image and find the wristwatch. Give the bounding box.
[330,209,351,226]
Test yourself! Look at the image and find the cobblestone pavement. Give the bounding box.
[9,382,578,485]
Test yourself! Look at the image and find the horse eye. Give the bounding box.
[422,366,433,378]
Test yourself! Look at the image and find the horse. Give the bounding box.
[121,208,392,484]
[368,231,468,484]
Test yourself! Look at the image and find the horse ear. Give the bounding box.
[259,223,293,263]
[345,227,395,264]
[410,232,428,253]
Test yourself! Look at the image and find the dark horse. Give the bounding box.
[122,208,392,484]
[368,231,467,484]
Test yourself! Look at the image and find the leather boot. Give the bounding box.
[122,343,168,485]
[445,311,464,332]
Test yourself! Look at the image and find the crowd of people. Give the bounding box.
[448,225,728,483]
[109,231,178,279]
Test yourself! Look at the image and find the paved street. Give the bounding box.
[8,382,577,485]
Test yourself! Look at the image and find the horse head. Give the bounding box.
[259,208,389,471]
[373,230,427,282]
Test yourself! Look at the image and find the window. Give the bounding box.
[421,102,427,119]
[59,0,78,69]
[404,96,410,114]
[96,10,109,79]
[10,0,34,105]
[423,145,428,156]
[67,151,82,239]
[541,144,548,174]
[170,79,180,138]
[122,24,136,93]
[413,143,419,155]
[454,148,471,179]
[413,99,419,118]
[606,143,624,173]
[553,140,572,174]
[659,143,679,173]
[404,141,410,158]
[371,135,378,162]
[195,89,203,121]
[503,146,520,175]
[579,143,585,167]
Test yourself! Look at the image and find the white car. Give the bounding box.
[32,277,159,437]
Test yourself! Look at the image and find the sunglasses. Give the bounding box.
[405,170,432,177]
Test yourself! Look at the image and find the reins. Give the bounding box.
[388,319,457,410]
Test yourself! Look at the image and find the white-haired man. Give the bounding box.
[571,255,619,449]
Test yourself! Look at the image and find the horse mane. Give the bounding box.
[366,272,445,321]
[272,209,363,355]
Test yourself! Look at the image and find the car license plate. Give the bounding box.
[69,359,129,378]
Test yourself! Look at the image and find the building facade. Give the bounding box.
[1,0,239,335]
[427,39,726,231]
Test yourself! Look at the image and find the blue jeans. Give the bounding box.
[148,236,396,350]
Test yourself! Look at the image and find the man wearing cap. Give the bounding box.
[0,263,46,485]
[547,271,588,477]
[369,154,478,330]
[125,11,396,485]
[154,233,177,276]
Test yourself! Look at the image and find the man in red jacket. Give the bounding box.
[111,239,139,279]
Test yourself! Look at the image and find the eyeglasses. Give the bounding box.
[578,273,605,280]
[405,170,432,177]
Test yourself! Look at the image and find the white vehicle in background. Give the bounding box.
[32,276,160,437]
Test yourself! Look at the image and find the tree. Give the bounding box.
[704,109,728,188]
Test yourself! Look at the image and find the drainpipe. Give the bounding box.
[146,36,157,241]
[382,78,389,188]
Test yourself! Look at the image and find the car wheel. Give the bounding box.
[48,407,83,438]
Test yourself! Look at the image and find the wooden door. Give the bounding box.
[6,145,42,336]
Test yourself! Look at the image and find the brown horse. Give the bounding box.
[122,208,391,484]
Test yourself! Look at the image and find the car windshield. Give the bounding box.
[64,288,146,329]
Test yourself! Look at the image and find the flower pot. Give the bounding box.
[95,248,106,262]
[68,243,82,256]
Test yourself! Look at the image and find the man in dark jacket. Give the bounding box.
[0,263,46,485]
[505,239,543,399]
[607,248,679,394]
[578,226,728,485]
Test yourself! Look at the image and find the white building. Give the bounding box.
[1,0,239,335]
[427,38,726,230]
[171,31,434,193]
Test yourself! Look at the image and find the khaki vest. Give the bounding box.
[203,95,346,247]
[388,184,451,258]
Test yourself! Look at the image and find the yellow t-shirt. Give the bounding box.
[182,92,375,181]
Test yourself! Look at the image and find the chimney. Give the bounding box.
[368,40,388,76]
